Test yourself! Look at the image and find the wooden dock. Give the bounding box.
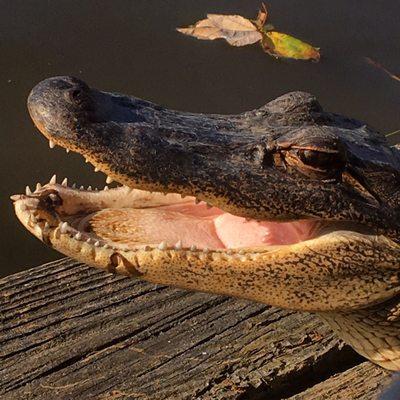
[0,259,393,399]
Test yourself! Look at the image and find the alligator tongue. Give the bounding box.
[87,202,318,250]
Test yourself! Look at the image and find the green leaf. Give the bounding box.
[262,31,320,61]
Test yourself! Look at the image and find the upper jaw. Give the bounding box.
[26,77,400,242]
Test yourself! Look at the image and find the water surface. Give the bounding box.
[1,0,399,277]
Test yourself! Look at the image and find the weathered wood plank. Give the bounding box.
[0,259,392,399]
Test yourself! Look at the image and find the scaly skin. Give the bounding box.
[12,76,400,370]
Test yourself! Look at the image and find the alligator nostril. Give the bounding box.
[65,88,85,104]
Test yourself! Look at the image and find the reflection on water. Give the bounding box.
[1,0,399,277]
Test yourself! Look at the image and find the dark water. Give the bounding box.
[1,0,399,277]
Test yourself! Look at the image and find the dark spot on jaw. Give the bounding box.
[109,252,143,277]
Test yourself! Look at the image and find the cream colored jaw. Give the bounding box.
[12,174,400,313]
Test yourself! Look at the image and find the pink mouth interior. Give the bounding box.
[89,201,319,250]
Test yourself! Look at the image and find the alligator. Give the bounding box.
[11,76,400,371]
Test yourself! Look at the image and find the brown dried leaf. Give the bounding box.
[177,14,262,47]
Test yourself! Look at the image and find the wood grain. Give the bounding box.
[0,259,392,399]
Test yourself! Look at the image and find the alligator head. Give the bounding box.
[12,76,400,370]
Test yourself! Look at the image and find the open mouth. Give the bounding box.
[13,147,324,254]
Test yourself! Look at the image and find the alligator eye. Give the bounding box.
[283,147,346,179]
[297,149,337,169]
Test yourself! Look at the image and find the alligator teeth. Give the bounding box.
[44,222,50,230]
[30,214,37,223]
[174,240,182,250]
[49,140,55,149]
[35,183,42,191]
[94,167,100,172]
[103,244,110,249]
[190,245,197,251]
[60,221,68,233]
[106,176,113,184]
[85,159,89,163]
[66,148,70,153]
[94,241,100,247]
[238,249,245,255]
[203,247,209,253]
[61,178,68,187]
[25,186,32,195]
[86,238,92,244]
[74,232,82,240]
[72,183,77,189]
[79,185,84,190]
[87,186,92,191]
[158,241,167,250]
[103,186,109,191]
[49,174,57,184]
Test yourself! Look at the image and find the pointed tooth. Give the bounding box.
[86,238,92,244]
[94,241,100,247]
[74,232,82,240]
[158,241,167,250]
[94,167,100,172]
[49,174,57,184]
[85,158,89,163]
[104,186,109,191]
[238,249,245,255]
[10,194,21,201]
[94,187,98,191]
[35,183,42,191]
[60,221,68,233]
[25,186,32,195]
[103,244,110,249]
[44,222,50,229]
[31,215,37,223]
[106,176,113,184]
[190,245,197,251]
[66,148,70,153]
[203,247,209,253]
[61,177,68,187]
[87,186,92,191]
[72,183,77,189]
[49,140,55,149]
[79,185,85,190]
[174,240,182,250]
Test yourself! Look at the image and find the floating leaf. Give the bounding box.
[177,14,262,47]
[262,31,320,61]
[177,3,320,61]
